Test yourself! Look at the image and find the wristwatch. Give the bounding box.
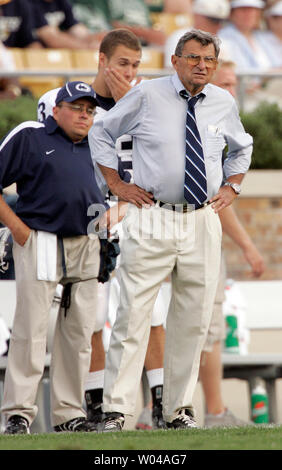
[224,181,241,195]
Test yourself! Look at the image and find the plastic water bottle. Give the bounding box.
[251,380,269,423]
[224,311,240,354]
[223,279,249,354]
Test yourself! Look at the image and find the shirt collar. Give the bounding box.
[171,72,208,100]
[44,116,89,144]
[45,115,59,135]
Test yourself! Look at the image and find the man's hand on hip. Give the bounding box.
[210,185,238,213]
[98,164,154,208]
[113,180,154,208]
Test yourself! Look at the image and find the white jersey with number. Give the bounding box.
[37,88,60,123]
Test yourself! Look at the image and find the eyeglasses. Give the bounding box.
[177,54,218,68]
[58,103,97,117]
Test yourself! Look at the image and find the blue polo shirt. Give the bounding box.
[0,116,106,237]
[0,0,36,47]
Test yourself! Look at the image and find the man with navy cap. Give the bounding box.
[0,81,107,434]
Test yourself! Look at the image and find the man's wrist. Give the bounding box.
[224,181,241,195]
[108,178,126,196]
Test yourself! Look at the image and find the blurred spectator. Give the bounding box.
[211,59,238,98]
[73,0,167,46]
[29,0,106,49]
[0,40,22,99]
[71,0,190,40]
[164,0,231,67]
[70,0,112,34]
[145,0,193,14]
[218,0,273,71]
[0,0,41,48]
[258,0,282,68]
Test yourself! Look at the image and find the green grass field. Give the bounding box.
[0,425,282,451]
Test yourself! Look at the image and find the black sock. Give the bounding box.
[151,385,163,408]
[85,388,103,411]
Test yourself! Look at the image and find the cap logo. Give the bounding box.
[75,83,91,93]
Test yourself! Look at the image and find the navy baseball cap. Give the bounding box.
[55,81,99,106]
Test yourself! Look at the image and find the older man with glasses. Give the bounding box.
[0,81,108,434]
[89,29,253,432]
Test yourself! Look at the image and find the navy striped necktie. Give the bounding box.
[180,90,207,208]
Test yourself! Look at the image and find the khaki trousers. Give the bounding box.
[103,204,222,422]
[2,230,100,426]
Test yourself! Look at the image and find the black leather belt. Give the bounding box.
[153,199,211,213]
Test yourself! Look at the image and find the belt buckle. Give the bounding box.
[167,203,187,213]
[157,200,194,213]
[182,205,190,213]
[159,201,191,213]
[172,203,193,213]
[196,201,211,211]
[173,204,186,213]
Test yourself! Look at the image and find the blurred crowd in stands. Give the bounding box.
[0,0,282,102]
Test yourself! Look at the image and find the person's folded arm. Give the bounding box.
[36,25,91,49]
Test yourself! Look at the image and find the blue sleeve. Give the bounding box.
[0,128,29,193]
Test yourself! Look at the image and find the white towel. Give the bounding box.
[37,231,57,281]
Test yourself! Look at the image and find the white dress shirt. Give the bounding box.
[89,73,253,204]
